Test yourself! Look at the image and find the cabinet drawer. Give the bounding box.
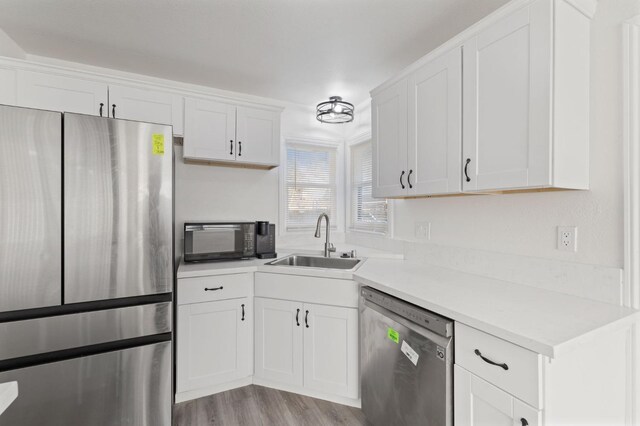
[178,273,252,305]
[455,323,542,409]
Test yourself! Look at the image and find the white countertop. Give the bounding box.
[0,382,18,416]
[353,258,640,358]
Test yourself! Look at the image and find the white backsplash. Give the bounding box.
[347,232,624,306]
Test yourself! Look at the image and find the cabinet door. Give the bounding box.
[108,85,183,134]
[254,297,303,386]
[236,106,280,166]
[303,303,358,398]
[455,365,541,426]
[183,97,236,161]
[407,47,462,195]
[372,78,408,198]
[16,70,107,116]
[176,298,251,392]
[462,0,552,191]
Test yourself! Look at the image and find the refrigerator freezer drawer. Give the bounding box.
[0,341,171,426]
[0,105,62,313]
[0,302,171,361]
[64,114,173,304]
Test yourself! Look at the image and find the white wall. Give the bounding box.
[344,0,640,270]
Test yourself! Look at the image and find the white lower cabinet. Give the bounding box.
[177,297,252,393]
[455,365,541,426]
[254,297,303,386]
[254,297,359,401]
[303,303,359,398]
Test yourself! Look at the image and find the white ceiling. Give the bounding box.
[0,0,509,105]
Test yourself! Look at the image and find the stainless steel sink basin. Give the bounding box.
[266,254,361,270]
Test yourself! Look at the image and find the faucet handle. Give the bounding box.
[328,243,336,253]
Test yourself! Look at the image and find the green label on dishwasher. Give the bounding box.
[387,327,399,343]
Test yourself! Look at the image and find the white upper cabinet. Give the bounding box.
[183,97,236,162]
[372,78,408,198]
[371,0,592,197]
[108,84,184,134]
[235,106,280,166]
[17,70,107,116]
[462,0,590,192]
[184,98,281,167]
[462,1,552,191]
[408,47,462,195]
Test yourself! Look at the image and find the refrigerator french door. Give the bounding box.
[0,105,173,426]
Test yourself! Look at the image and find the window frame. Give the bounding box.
[346,132,392,237]
[279,137,344,236]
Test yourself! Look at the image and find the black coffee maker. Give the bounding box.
[255,221,277,259]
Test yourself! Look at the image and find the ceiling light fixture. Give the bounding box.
[316,96,354,124]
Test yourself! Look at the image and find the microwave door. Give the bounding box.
[192,226,244,257]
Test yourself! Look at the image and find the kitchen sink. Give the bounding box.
[266,254,361,270]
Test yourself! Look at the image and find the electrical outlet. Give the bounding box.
[415,221,431,240]
[557,226,578,252]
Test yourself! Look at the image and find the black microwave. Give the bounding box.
[183,221,276,262]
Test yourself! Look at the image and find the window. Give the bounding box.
[285,143,338,231]
[349,141,388,234]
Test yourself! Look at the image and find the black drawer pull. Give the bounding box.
[305,310,309,328]
[99,103,104,117]
[204,286,223,291]
[241,304,245,321]
[400,171,405,189]
[112,104,116,118]
[474,349,509,370]
[407,169,413,189]
[520,418,528,426]
[230,140,233,155]
[464,158,471,182]
[238,141,242,156]
[296,308,300,326]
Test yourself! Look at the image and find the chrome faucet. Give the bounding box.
[314,213,336,257]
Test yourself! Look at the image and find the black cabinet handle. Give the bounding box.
[464,158,471,182]
[241,304,245,321]
[230,140,233,155]
[296,308,300,326]
[474,349,509,370]
[407,169,413,189]
[204,286,223,291]
[400,171,405,189]
[112,104,116,118]
[520,418,529,426]
[99,103,104,117]
[305,310,309,328]
[238,141,242,156]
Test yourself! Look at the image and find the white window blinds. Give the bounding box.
[286,143,337,231]
[350,142,388,234]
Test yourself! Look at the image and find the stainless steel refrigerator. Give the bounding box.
[0,105,173,426]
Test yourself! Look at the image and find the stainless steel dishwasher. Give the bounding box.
[360,286,454,426]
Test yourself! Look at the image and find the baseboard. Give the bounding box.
[175,376,253,403]
[252,377,361,408]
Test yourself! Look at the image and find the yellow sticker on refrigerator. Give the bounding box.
[152,134,165,155]
[387,327,399,343]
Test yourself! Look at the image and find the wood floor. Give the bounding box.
[173,385,369,426]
